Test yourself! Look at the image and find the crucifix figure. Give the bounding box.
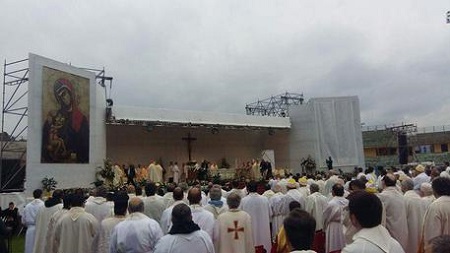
[227,220,244,240]
[182,132,197,161]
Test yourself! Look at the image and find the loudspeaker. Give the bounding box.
[398,134,408,165]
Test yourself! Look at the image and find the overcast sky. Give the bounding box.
[1,0,450,129]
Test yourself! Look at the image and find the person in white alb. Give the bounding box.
[54,193,99,253]
[143,182,166,224]
[240,181,272,253]
[22,189,44,253]
[160,187,186,234]
[420,177,450,252]
[323,183,348,253]
[187,187,215,238]
[97,192,128,253]
[342,191,404,253]
[377,173,408,251]
[109,197,163,253]
[154,203,215,253]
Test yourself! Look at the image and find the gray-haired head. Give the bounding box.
[400,178,414,193]
[227,192,241,209]
[209,187,222,201]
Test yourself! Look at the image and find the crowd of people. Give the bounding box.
[14,162,450,253]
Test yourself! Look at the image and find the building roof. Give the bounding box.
[109,105,291,129]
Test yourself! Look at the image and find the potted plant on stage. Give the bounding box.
[42,176,58,197]
[95,159,115,190]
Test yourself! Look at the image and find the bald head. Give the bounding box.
[128,197,144,213]
[188,187,202,205]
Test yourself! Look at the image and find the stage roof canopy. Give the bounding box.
[109,105,291,129]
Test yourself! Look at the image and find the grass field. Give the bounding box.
[9,234,24,253]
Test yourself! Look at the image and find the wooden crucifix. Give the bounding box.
[182,132,197,161]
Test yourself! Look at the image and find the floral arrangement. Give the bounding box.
[42,176,58,192]
[95,159,115,189]
[301,155,316,171]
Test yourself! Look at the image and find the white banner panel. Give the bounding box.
[26,53,106,194]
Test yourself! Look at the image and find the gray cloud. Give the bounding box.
[1,0,450,131]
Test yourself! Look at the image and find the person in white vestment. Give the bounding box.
[240,181,272,253]
[298,177,310,197]
[143,182,166,224]
[342,191,404,253]
[162,183,177,208]
[412,164,430,190]
[154,203,215,253]
[110,197,163,253]
[54,194,99,253]
[46,194,71,253]
[97,192,128,253]
[283,179,306,215]
[305,183,327,253]
[269,184,285,240]
[85,186,113,222]
[33,189,64,253]
[401,178,428,253]
[214,192,254,253]
[22,189,44,253]
[204,186,228,219]
[420,177,450,252]
[173,162,180,184]
[187,187,215,238]
[377,173,408,251]
[160,187,186,234]
[323,183,348,253]
[148,161,163,183]
[305,183,327,232]
[284,208,317,253]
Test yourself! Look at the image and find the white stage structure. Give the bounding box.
[18,53,364,196]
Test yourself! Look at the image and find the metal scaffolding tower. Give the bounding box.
[245,92,304,117]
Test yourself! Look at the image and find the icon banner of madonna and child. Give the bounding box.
[41,66,90,163]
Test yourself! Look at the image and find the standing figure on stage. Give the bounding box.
[251,159,260,180]
[172,162,180,184]
[199,160,209,181]
[260,159,268,180]
[326,156,333,170]
[125,164,136,186]
[167,162,174,183]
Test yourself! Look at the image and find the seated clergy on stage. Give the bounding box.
[154,203,215,253]
[284,209,317,253]
[341,191,404,253]
[214,192,254,253]
[110,197,163,253]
